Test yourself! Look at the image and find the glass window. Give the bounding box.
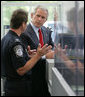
[54,1,84,96]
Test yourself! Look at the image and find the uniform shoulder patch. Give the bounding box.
[13,45,23,57]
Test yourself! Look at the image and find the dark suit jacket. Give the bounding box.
[20,23,54,96]
[21,23,54,49]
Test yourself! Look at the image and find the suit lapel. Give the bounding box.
[27,24,39,47]
[41,27,47,44]
[27,24,48,47]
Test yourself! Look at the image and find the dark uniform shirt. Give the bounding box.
[1,30,32,96]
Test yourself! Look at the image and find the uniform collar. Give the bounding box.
[9,29,20,37]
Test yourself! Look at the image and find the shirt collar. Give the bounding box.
[30,22,42,39]
[30,22,42,32]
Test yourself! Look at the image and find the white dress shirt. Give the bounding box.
[30,22,40,40]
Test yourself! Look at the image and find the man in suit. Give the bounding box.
[20,5,54,96]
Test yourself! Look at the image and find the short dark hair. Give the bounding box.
[10,9,28,29]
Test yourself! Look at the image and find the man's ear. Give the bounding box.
[22,22,25,27]
[20,22,25,30]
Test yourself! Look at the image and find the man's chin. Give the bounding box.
[35,23,43,27]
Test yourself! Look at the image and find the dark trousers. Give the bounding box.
[31,60,51,96]
[4,80,32,96]
[32,79,51,96]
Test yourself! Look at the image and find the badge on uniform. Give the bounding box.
[14,45,23,57]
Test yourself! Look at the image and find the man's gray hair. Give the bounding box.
[33,5,49,17]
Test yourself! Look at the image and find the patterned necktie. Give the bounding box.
[38,29,44,47]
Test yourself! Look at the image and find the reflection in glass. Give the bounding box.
[54,1,84,96]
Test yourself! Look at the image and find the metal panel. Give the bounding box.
[51,67,76,96]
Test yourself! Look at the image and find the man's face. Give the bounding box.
[31,9,48,28]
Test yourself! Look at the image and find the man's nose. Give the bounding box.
[38,16,42,21]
